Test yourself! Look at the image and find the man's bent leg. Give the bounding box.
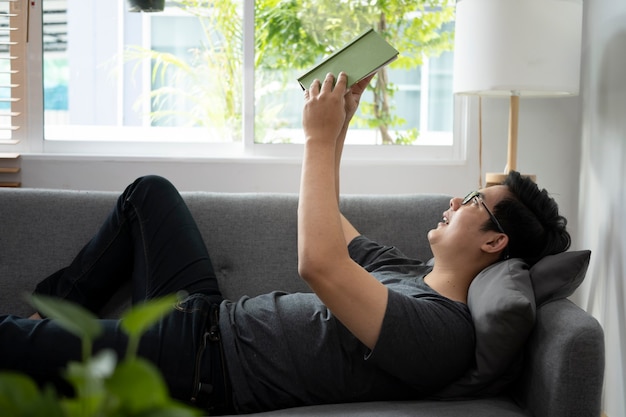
[34,175,222,314]
[122,175,222,303]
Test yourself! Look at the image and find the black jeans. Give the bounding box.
[0,175,231,413]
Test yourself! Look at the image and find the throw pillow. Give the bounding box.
[530,250,591,306]
[434,258,535,398]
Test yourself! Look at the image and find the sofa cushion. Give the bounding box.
[530,250,591,306]
[435,250,591,398]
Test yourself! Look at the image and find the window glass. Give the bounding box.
[428,52,454,132]
[42,0,454,149]
[253,1,455,145]
[42,0,68,123]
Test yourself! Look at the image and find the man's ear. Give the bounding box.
[481,233,509,256]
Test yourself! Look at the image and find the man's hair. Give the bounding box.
[483,171,571,265]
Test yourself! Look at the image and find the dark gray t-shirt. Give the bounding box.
[219,235,474,413]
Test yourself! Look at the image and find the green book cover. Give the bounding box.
[297,29,399,90]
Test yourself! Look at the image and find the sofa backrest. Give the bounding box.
[0,188,449,316]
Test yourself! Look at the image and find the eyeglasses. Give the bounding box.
[462,191,509,259]
[462,191,506,234]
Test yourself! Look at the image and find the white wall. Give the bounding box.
[572,1,626,416]
[19,94,582,240]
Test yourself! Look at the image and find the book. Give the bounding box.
[297,29,399,90]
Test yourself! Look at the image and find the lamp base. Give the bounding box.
[485,172,537,187]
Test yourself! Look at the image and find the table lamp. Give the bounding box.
[453,0,583,186]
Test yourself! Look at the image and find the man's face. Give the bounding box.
[428,185,510,258]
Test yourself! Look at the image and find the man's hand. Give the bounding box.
[302,72,349,144]
[343,73,375,127]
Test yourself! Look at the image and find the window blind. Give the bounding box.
[0,0,25,187]
[0,0,27,144]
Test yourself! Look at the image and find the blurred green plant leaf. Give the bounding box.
[64,349,117,396]
[29,294,102,342]
[105,358,198,416]
[0,372,65,417]
[0,372,40,414]
[120,293,179,340]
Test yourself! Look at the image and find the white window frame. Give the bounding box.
[2,0,470,165]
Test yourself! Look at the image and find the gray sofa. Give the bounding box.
[0,187,605,417]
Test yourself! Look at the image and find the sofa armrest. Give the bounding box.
[515,298,604,417]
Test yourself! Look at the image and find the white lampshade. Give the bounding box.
[453,0,583,97]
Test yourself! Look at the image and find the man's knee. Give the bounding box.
[133,175,176,191]
[128,175,179,200]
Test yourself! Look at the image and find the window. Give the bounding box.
[8,0,466,161]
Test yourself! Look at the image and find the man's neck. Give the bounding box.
[424,265,477,304]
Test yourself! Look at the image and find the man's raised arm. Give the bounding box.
[298,72,386,350]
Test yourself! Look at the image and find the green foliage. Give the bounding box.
[0,294,200,417]
[254,0,455,143]
[0,373,65,417]
[255,0,454,71]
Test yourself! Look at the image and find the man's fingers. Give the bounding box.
[321,72,335,92]
[308,78,321,95]
[307,72,349,102]
[335,72,348,92]
[313,72,349,95]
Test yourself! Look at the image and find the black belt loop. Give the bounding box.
[208,303,221,342]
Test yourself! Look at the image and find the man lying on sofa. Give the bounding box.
[0,72,571,415]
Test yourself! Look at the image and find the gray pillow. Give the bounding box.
[530,250,591,306]
[434,250,591,398]
[434,258,535,398]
